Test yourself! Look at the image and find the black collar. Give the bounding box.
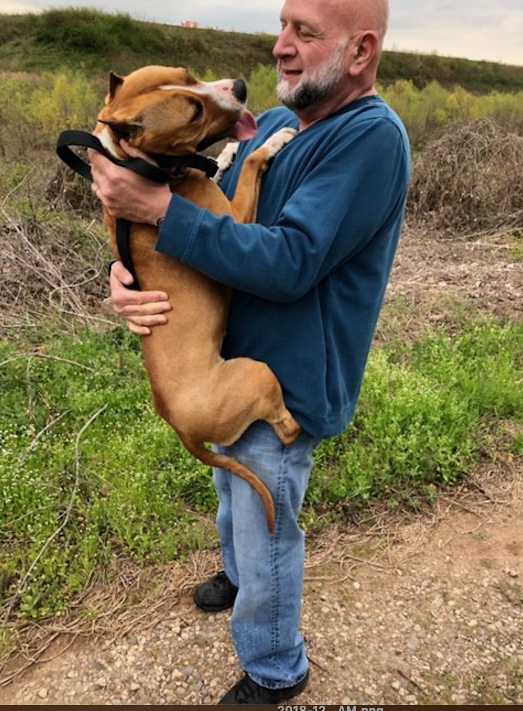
[56,130,219,183]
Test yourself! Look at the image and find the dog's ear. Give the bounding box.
[97,117,143,142]
[106,71,124,102]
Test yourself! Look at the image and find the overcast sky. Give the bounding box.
[1,0,522,67]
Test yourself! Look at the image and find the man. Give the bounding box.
[90,0,410,703]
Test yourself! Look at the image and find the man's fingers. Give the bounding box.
[118,302,171,318]
[120,140,157,164]
[113,298,172,317]
[127,311,171,336]
[128,322,152,336]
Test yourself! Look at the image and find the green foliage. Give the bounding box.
[34,8,164,55]
[509,230,523,262]
[1,319,522,618]
[379,79,523,147]
[0,73,38,159]
[246,64,279,114]
[0,9,275,77]
[310,320,523,507]
[1,8,523,95]
[378,50,523,94]
[0,328,215,618]
[29,71,100,144]
[0,71,101,158]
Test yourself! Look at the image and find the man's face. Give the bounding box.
[275,37,348,111]
[273,0,350,112]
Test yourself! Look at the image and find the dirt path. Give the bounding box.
[1,227,522,705]
[0,462,522,705]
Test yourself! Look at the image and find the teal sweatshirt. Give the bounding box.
[157,96,411,438]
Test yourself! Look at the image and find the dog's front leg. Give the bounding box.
[213,141,239,185]
[229,127,297,222]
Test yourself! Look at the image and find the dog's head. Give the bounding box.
[95,65,257,157]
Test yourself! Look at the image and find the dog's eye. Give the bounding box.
[191,100,204,122]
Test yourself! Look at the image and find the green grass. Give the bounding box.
[0,328,214,618]
[1,317,522,618]
[311,320,523,511]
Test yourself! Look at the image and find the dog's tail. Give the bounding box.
[178,436,275,534]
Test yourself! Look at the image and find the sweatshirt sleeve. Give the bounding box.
[155,116,409,303]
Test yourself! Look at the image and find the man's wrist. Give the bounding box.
[156,216,166,229]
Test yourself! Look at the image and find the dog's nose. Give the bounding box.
[232,79,247,103]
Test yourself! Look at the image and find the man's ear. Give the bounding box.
[348,31,379,75]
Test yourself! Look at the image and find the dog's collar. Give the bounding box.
[56,130,219,182]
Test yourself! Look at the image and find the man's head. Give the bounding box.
[273,0,389,126]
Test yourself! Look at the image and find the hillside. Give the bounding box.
[1,8,523,93]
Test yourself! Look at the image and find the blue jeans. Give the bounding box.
[213,420,319,690]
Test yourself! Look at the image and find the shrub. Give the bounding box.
[380,79,523,148]
[30,71,100,144]
[407,118,523,232]
[34,8,163,55]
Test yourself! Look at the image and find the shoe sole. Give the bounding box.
[193,594,236,613]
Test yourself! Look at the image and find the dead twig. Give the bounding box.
[0,352,95,372]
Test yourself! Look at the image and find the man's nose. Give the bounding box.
[273,26,295,59]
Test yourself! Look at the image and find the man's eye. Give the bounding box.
[297,27,314,39]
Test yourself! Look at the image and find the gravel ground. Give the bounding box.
[1,463,522,706]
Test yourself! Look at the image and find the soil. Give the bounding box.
[0,227,522,705]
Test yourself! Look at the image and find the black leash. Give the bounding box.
[56,130,218,290]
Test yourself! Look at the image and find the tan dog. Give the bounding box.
[95,66,301,532]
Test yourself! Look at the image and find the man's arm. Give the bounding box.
[156,118,410,302]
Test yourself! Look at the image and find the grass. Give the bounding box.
[1,315,522,619]
[0,328,214,618]
[310,319,523,509]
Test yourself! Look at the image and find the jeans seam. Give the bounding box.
[270,440,289,661]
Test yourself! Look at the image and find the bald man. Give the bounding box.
[90,0,410,703]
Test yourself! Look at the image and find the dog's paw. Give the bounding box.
[213,141,239,183]
[263,127,297,159]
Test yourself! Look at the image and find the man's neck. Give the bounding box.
[297,85,377,131]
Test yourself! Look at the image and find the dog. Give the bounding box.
[94,66,301,532]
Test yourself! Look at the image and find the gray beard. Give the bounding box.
[277,79,338,111]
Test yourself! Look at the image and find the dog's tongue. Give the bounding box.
[229,109,257,141]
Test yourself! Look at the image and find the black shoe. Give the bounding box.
[218,671,309,705]
[194,571,238,612]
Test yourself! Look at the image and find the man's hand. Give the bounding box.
[110,261,172,336]
[89,141,172,224]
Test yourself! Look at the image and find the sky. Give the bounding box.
[1,0,522,67]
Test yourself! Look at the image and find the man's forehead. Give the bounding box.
[280,0,345,24]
